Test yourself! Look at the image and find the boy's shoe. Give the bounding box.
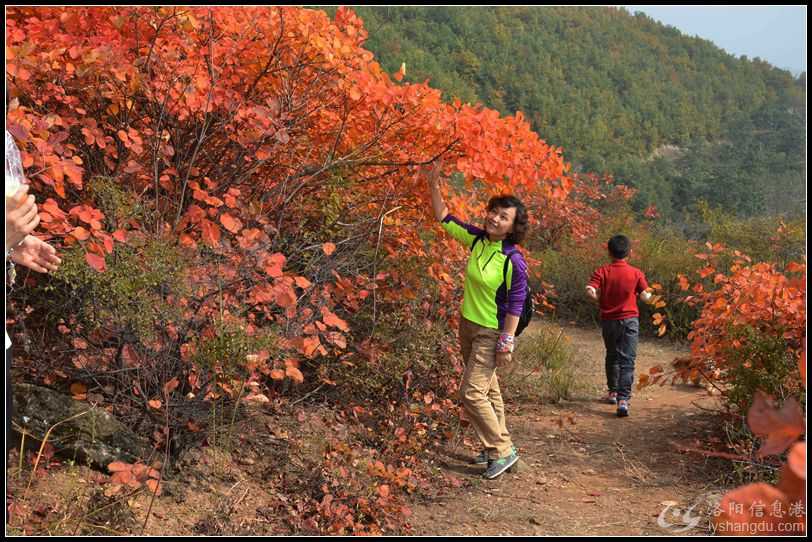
[472,446,517,466]
[616,399,630,417]
[600,391,618,404]
[484,451,520,479]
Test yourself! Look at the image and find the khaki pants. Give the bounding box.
[458,317,514,460]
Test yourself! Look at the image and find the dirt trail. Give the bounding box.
[408,321,731,536]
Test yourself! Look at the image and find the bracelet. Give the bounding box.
[496,333,514,353]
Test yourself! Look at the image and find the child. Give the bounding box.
[585,235,651,417]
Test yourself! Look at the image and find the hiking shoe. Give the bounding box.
[600,391,618,404]
[617,399,630,417]
[483,451,520,479]
[472,446,517,466]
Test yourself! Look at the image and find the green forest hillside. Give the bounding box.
[328,6,806,222]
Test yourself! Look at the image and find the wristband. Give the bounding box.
[496,333,514,353]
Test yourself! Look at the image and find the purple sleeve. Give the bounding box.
[506,252,529,316]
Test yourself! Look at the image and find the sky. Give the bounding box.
[618,5,807,75]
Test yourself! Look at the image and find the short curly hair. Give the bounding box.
[486,194,528,245]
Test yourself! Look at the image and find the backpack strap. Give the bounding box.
[470,232,486,252]
[502,247,520,291]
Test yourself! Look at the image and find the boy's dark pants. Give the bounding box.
[601,317,639,401]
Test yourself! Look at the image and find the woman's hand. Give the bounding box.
[6,185,40,251]
[426,158,449,221]
[495,351,513,367]
[427,159,443,191]
[10,235,61,273]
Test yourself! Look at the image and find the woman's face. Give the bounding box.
[485,205,516,240]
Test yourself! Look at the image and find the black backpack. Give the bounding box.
[471,235,534,336]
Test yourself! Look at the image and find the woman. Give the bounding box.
[427,160,528,480]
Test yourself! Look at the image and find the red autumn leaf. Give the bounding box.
[219,213,242,234]
[163,377,180,395]
[295,276,312,289]
[145,479,162,495]
[713,483,796,535]
[70,226,90,241]
[112,229,127,243]
[107,461,131,473]
[377,484,390,498]
[262,253,286,278]
[274,283,298,309]
[256,146,272,161]
[747,392,805,457]
[200,218,220,248]
[321,307,349,332]
[299,336,321,358]
[270,369,286,381]
[285,366,304,384]
[85,252,106,272]
[111,470,135,485]
[70,382,87,397]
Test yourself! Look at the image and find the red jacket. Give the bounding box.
[588,260,649,321]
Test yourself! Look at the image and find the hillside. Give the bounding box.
[334,6,806,221]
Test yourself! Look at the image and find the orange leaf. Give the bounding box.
[285,366,304,384]
[747,392,805,457]
[322,242,336,255]
[145,479,162,495]
[274,283,298,309]
[295,276,312,289]
[107,461,132,473]
[713,483,791,535]
[163,377,180,395]
[71,226,90,241]
[262,253,286,278]
[148,399,162,410]
[70,382,88,396]
[321,307,349,332]
[219,213,243,234]
[270,369,286,381]
[377,484,390,498]
[85,252,106,272]
[200,218,220,248]
[111,470,134,485]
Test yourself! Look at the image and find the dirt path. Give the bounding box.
[408,321,731,536]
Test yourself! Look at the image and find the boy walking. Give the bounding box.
[585,235,651,417]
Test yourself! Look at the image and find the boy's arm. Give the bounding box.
[586,268,602,301]
[636,271,652,302]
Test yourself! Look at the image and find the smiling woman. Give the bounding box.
[426,158,529,480]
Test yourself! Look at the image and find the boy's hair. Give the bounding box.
[608,234,631,259]
[487,194,528,245]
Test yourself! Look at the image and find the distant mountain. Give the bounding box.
[322,6,806,220]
